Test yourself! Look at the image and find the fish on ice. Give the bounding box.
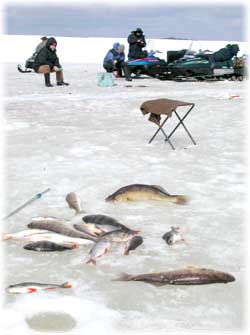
[6,281,72,294]
[82,214,130,232]
[65,192,84,214]
[105,184,187,204]
[162,227,185,245]
[2,229,51,240]
[86,239,111,265]
[113,266,235,286]
[28,219,96,241]
[124,235,143,255]
[23,241,78,251]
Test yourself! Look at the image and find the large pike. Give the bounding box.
[28,217,96,242]
[113,266,235,286]
[105,184,187,204]
[6,281,72,294]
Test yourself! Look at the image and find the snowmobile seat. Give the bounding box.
[140,98,196,149]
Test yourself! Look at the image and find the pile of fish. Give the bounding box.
[4,184,235,293]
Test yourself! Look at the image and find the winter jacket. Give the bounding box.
[127,32,146,59]
[103,43,125,65]
[34,37,61,72]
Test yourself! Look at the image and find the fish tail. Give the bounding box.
[86,258,96,265]
[174,195,188,205]
[62,282,72,288]
[112,272,133,281]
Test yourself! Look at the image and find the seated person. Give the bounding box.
[34,37,69,87]
[103,42,132,81]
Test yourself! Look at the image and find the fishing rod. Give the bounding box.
[2,188,51,220]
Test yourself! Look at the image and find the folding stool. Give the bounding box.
[140,98,196,150]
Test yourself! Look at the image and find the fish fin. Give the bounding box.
[174,195,188,205]
[71,243,79,249]
[152,185,170,195]
[62,282,72,288]
[124,250,129,256]
[131,230,141,235]
[104,247,109,254]
[112,272,133,281]
[2,234,13,240]
[86,258,96,265]
[185,265,199,269]
[27,288,37,293]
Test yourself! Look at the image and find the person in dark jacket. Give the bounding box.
[34,37,69,87]
[103,42,132,81]
[127,27,147,60]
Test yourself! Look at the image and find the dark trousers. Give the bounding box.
[103,61,131,79]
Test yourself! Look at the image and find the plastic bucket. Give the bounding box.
[97,72,115,87]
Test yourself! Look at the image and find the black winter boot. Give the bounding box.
[44,73,53,87]
[57,81,69,86]
[123,65,132,81]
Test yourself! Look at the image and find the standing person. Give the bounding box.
[103,42,132,81]
[35,36,48,54]
[127,27,147,60]
[34,37,69,87]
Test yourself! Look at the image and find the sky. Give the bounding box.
[3,2,246,41]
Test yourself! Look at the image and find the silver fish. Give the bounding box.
[2,229,51,240]
[27,220,96,242]
[86,239,111,265]
[162,227,184,245]
[113,266,235,286]
[65,192,83,214]
[6,281,72,294]
[73,223,103,237]
[101,229,139,243]
[105,184,187,204]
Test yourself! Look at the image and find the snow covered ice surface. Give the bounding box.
[2,62,248,334]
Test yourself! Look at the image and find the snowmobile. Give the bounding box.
[166,44,245,81]
[126,50,169,79]
[17,54,36,73]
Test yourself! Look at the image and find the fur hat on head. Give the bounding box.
[117,44,125,53]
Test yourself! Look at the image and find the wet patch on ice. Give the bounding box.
[26,312,76,332]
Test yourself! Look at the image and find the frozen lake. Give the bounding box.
[2,63,248,334]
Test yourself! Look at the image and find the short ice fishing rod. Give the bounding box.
[2,188,51,220]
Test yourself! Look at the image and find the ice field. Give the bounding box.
[1,36,248,334]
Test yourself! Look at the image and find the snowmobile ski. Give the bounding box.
[17,64,32,73]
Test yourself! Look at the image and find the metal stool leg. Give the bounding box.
[148,116,175,149]
[166,104,196,145]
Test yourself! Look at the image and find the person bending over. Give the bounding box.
[34,37,69,87]
[103,42,132,81]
